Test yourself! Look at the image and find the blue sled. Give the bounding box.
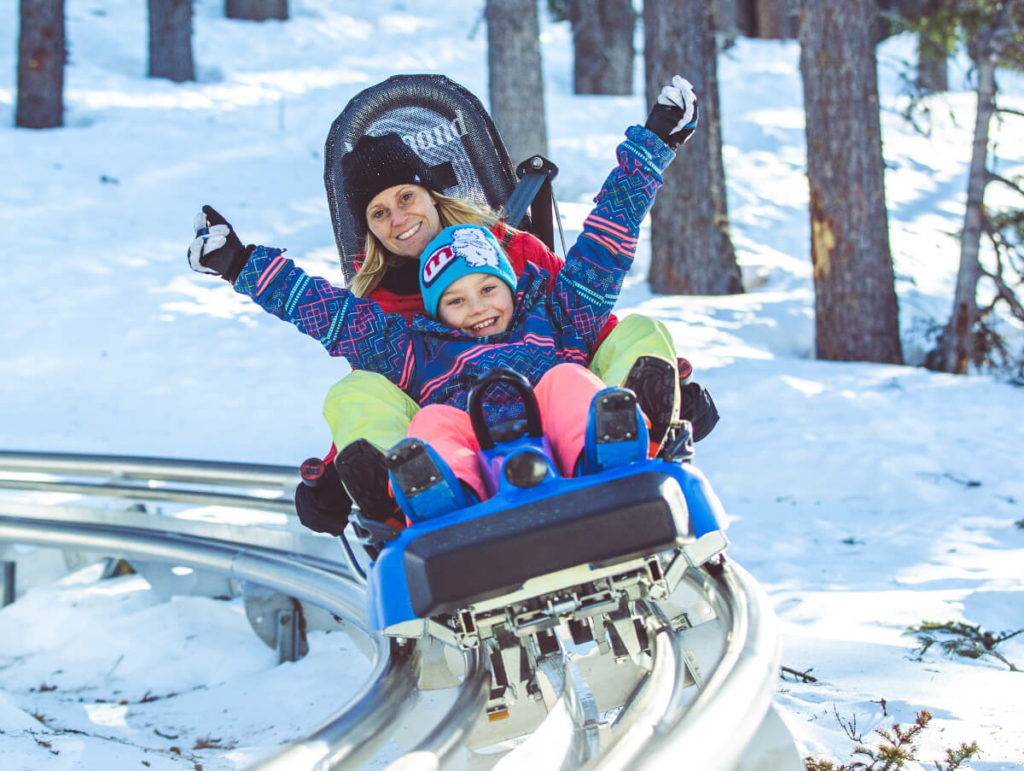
[364,369,730,644]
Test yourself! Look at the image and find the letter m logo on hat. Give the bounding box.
[421,244,456,287]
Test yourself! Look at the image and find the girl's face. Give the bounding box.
[366,184,441,258]
[437,273,514,336]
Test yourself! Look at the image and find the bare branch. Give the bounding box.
[992,271,1024,320]
[981,223,1024,321]
[995,106,1024,119]
[987,171,1024,196]
[833,704,864,743]
[781,665,818,682]
[986,648,1021,672]
[997,628,1024,644]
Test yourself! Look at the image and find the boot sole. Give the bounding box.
[624,355,677,445]
[335,439,394,524]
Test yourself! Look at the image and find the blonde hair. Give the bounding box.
[350,191,509,297]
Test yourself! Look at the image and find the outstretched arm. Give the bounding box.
[235,248,416,387]
[550,75,698,350]
[187,207,415,387]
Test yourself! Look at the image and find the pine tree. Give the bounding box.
[148,0,194,83]
[800,0,903,363]
[225,0,287,20]
[567,0,635,95]
[645,0,743,295]
[753,0,799,38]
[15,0,64,129]
[922,0,1024,375]
[486,0,548,165]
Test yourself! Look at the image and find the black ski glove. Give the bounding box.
[679,381,719,442]
[187,205,254,283]
[645,75,699,149]
[294,457,352,536]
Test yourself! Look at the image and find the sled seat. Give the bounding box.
[402,470,690,618]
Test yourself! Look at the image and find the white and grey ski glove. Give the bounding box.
[187,205,253,282]
[645,75,699,149]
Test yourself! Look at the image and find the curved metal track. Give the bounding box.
[0,451,800,770]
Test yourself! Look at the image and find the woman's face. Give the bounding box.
[365,184,441,259]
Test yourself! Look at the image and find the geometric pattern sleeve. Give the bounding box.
[233,247,414,388]
[552,125,676,351]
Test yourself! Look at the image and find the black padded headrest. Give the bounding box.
[324,74,518,283]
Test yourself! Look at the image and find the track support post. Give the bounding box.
[2,560,14,607]
[276,607,302,663]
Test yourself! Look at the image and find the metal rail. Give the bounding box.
[406,647,491,760]
[640,563,781,769]
[0,450,300,513]
[0,509,498,770]
[0,450,796,770]
[0,452,497,769]
[254,638,424,770]
[593,564,782,771]
[0,448,371,582]
[0,514,367,634]
[0,450,299,487]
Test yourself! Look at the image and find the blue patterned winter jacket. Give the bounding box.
[233,126,675,426]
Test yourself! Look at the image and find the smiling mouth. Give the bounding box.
[396,222,421,241]
[470,317,499,334]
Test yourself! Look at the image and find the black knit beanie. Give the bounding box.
[341,133,440,232]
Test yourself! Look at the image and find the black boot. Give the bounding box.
[624,355,678,449]
[334,439,404,533]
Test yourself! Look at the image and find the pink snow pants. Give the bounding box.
[407,363,607,501]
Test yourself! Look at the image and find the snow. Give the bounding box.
[2,1,1023,769]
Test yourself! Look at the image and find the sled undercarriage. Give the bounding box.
[373,476,729,734]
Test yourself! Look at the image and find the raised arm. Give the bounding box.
[552,78,697,350]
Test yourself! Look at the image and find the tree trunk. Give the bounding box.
[148,0,194,82]
[486,0,548,165]
[939,50,997,373]
[754,0,798,38]
[890,0,947,91]
[872,0,902,43]
[645,0,743,295]
[800,0,902,364]
[225,0,287,20]
[727,0,759,36]
[569,0,635,95]
[16,0,64,129]
[916,32,948,92]
[714,0,756,40]
[915,0,948,92]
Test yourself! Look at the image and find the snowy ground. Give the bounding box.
[2,1,1023,769]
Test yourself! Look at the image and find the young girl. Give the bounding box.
[386,222,657,520]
